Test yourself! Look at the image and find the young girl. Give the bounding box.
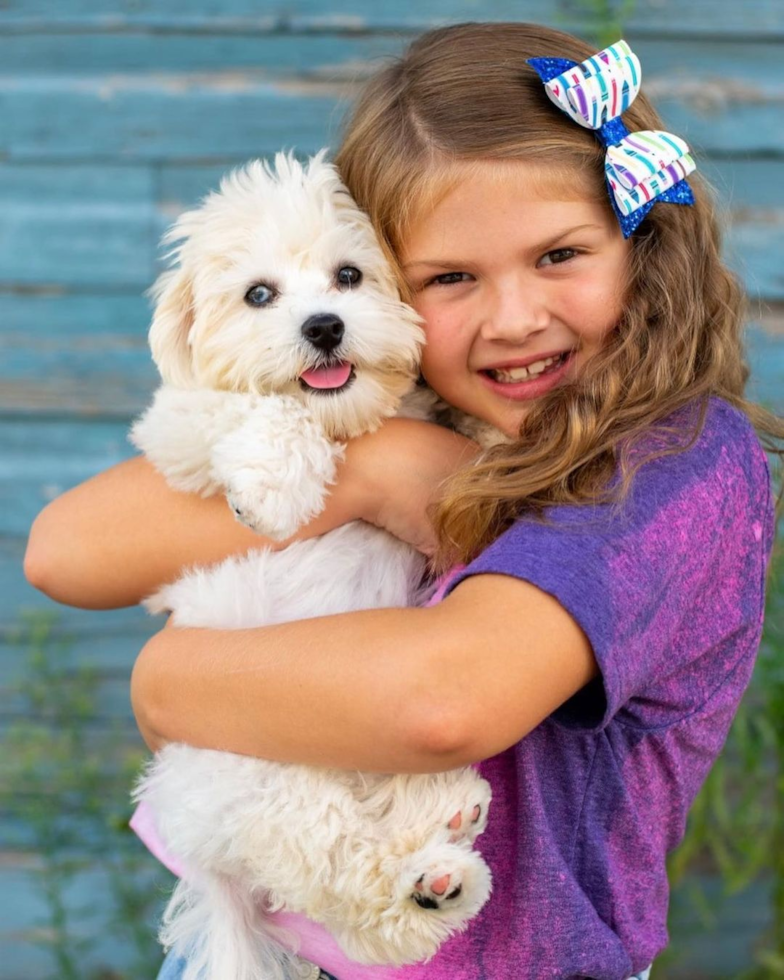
[25,22,782,980]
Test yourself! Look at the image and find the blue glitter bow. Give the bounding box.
[527,39,696,237]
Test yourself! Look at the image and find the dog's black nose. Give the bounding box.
[301,313,344,352]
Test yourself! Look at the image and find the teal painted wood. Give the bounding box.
[0,292,149,335]
[0,419,139,536]
[0,44,784,161]
[0,31,403,75]
[0,207,779,298]
[746,327,784,409]
[0,32,781,79]
[0,861,168,980]
[0,157,781,295]
[0,206,156,288]
[1,673,137,722]
[0,629,155,686]
[155,158,784,213]
[0,78,344,162]
[0,162,156,287]
[1,0,782,36]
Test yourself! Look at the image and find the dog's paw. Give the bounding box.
[412,867,466,909]
[332,842,491,966]
[227,483,320,541]
[447,802,486,844]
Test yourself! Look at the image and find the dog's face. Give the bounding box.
[149,152,424,437]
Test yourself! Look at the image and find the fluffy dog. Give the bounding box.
[130,152,494,980]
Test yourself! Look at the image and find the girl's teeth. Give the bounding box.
[490,355,559,382]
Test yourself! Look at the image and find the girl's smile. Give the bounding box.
[401,160,631,437]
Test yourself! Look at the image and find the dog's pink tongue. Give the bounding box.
[300,362,352,389]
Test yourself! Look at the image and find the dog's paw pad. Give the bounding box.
[412,870,464,910]
[448,803,484,843]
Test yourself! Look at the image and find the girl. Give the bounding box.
[25,22,782,980]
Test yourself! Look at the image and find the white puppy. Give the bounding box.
[130,152,494,980]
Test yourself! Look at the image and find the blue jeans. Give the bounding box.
[156,952,339,980]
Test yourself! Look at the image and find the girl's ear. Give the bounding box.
[148,268,196,387]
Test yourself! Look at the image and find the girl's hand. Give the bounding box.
[348,418,479,556]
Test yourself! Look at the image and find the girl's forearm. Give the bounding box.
[24,420,477,611]
[131,604,471,774]
[131,573,597,774]
[24,452,369,611]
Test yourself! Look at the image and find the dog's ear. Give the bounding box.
[148,268,196,387]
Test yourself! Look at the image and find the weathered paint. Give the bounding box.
[1,0,782,36]
[1,4,783,977]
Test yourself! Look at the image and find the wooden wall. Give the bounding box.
[2,2,783,976]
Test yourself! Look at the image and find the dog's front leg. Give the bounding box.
[211,395,344,540]
[130,385,259,496]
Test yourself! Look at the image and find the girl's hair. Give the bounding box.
[334,22,784,569]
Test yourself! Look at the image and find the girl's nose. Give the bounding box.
[480,282,550,344]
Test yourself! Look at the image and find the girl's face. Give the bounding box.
[401,160,631,437]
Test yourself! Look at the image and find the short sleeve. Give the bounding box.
[444,401,774,733]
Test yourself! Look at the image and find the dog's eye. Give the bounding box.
[244,284,276,307]
[336,267,362,289]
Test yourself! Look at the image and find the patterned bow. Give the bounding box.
[527,40,696,237]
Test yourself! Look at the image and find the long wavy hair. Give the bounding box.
[335,22,784,569]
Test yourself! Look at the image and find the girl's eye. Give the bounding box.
[426,272,472,287]
[337,266,362,288]
[244,283,276,307]
[538,248,579,267]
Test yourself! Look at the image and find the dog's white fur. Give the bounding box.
[131,152,495,980]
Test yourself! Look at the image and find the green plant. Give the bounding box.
[1,610,170,980]
[665,536,784,978]
[562,0,638,48]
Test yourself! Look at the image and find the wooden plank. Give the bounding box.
[0,31,401,76]
[0,627,155,687]
[0,164,157,288]
[158,158,784,214]
[0,207,155,289]
[0,0,781,38]
[0,76,344,162]
[0,418,137,538]
[0,291,150,334]
[0,861,167,980]
[1,671,135,721]
[0,323,157,411]
[0,301,782,424]
[0,157,781,292]
[745,325,784,409]
[0,55,781,163]
[701,159,784,210]
[725,220,784,303]
[0,32,779,81]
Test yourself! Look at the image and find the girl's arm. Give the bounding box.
[24,419,476,610]
[132,573,597,772]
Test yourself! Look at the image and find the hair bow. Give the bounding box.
[527,39,696,237]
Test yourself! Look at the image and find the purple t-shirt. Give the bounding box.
[135,397,774,980]
[391,396,773,980]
